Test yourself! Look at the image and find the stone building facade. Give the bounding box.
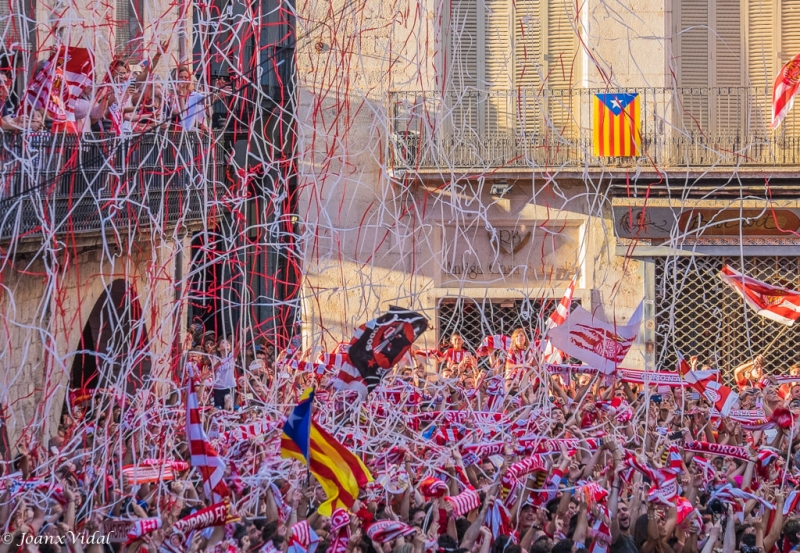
[296,0,800,375]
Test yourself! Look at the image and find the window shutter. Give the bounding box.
[712,0,743,134]
[678,0,710,130]
[0,0,20,47]
[780,0,800,132]
[780,1,800,72]
[484,0,511,88]
[450,0,480,134]
[450,0,479,90]
[514,0,542,133]
[545,0,578,132]
[483,0,512,133]
[116,0,131,54]
[746,0,774,90]
[116,0,144,58]
[713,0,742,87]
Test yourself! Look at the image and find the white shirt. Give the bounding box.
[213,354,236,389]
[180,91,205,131]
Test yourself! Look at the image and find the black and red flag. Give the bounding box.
[332,306,428,397]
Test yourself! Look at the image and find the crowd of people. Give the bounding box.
[2,324,800,553]
[0,42,242,134]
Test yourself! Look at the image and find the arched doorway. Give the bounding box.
[70,280,152,396]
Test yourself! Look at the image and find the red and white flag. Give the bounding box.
[678,354,738,416]
[771,52,800,128]
[476,335,512,356]
[547,302,642,375]
[24,46,94,129]
[186,378,230,503]
[331,357,368,398]
[719,265,800,326]
[541,274,578,364]
[288,520,320,553]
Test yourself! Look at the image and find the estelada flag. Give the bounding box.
[282,418,373,516]
[347,306,428,395]
[719,265,800,326]
[771,52,800,129]
[592,93,641,157]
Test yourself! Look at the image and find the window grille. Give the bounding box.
[0,0,20,48]
[116,0,143,59]
[655,256,800,382]
[437,297,578,352]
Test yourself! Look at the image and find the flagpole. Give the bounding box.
[306,388,314,487]
[758,324,790,359]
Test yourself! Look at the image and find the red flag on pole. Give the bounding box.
[771,52,800,129]
[23,46,94,132]
[719,265,800,326]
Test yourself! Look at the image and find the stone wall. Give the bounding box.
[295,0,651,354]
[0,232,190,449]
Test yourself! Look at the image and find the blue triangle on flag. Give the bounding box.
[595,93,638,116]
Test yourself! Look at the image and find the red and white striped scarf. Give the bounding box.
[186,378,230,503]
[328,509,351,553]
[477,335,512,356]
[445,488,481,516]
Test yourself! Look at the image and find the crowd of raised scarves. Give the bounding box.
[2,324,800,553]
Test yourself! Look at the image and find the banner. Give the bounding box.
[548,303,642,374]
[172,499,238,534]
[683,441,749,461]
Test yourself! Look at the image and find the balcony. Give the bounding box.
[389,87,800,173]
[0,132,227,240]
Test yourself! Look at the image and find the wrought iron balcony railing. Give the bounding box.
[389,87,800,171]
[0,132,228,240]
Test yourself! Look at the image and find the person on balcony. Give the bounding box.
[89,60,136,134]
[0,72,42,132]
[165,66,208,133]
[211,64,251,133]
[89,41,168,135]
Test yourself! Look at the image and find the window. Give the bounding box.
[437,297,579,352]
[674,0,800,134]
[448,0,580,136]
[116,0,144,59]
[654,256,800,383]
[0,0,22,49]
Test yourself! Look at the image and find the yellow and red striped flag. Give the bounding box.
[592,93,641,157]
[281,397,373,516]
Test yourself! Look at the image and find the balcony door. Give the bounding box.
[674,0,744,137]
[746,0,800,133]
[448,0,579,160]
[674,0,800,139]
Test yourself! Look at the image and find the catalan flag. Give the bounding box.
[592,93,641,157]
[280,389,373,516]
